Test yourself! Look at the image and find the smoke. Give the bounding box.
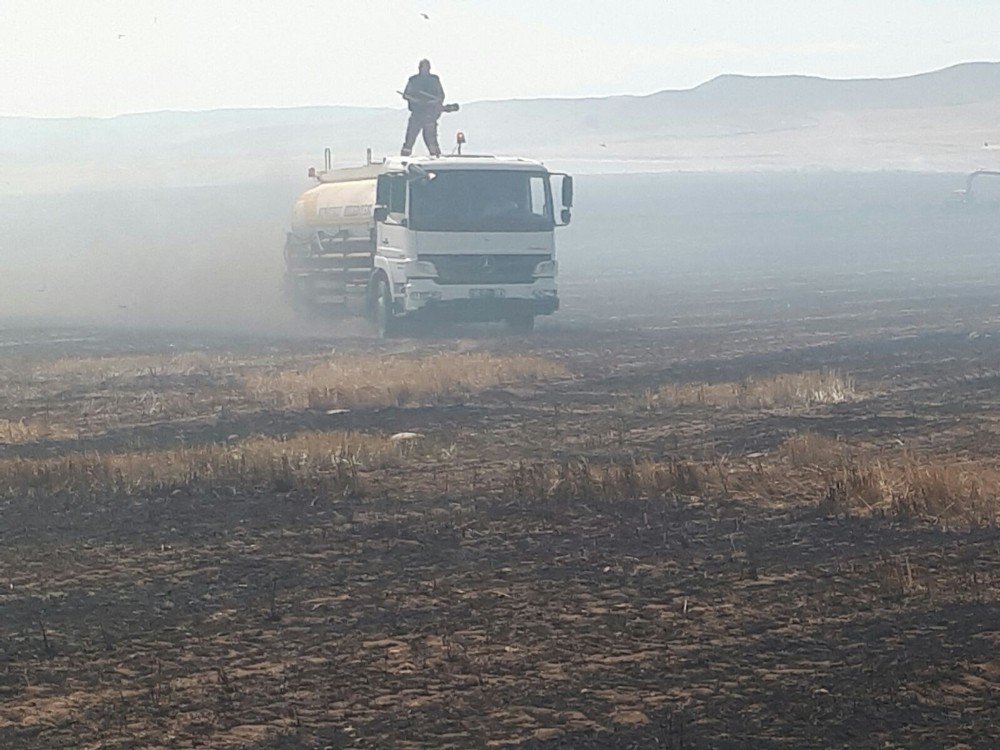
[0,181,371,336]
[3,171,1000,339]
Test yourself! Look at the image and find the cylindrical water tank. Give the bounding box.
[290,178,378,236]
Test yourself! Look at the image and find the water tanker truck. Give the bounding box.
[284,152,573,335]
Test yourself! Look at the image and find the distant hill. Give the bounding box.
[684,61,1000,111]
[3,62,999,193]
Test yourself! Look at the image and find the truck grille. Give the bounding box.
[419,254,548,285]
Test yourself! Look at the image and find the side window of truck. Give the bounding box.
[377,174,407,216]
[389,175,406,214]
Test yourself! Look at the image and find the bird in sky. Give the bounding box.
[117,34,126,39]
[420,12,430,20]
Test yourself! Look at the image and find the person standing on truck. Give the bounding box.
[400,59,445,157]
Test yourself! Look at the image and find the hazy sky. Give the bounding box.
[2,0,997,118]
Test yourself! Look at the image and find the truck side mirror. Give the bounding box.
[560,208,572,225]
[561,176,574,208]
[373,205,389,223]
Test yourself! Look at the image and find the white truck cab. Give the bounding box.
[285,154,573,335]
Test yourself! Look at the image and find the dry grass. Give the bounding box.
[504,433,998,528]
[0,431,399,500]
[0,418,79,444]
[770,434,999,527]
[246,352,570,410]
[645,370,856,410]
[0,353,283,442]
[2,352,567,449]
[822,455,1000,527]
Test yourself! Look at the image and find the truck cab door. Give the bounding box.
[376,173,410,260]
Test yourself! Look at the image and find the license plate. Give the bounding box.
[469,288,504,299]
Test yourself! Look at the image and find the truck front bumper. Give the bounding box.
[401,278,559,320]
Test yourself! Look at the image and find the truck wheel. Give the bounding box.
[506,313,535,333]
[374,276,396,338]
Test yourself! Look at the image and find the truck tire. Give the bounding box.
[374,276,396,339]
[505,313,535,333]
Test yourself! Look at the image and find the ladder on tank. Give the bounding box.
[304,229,375,308]
[285,147,380,314]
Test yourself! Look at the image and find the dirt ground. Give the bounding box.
[1,273,998,749]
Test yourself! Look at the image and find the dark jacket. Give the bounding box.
[403,73,445,112]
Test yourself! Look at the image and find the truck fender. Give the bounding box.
[371,257,396,288]
[374,255,409,287]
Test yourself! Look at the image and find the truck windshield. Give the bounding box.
[409,170,554,232]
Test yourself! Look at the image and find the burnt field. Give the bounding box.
[1,268,999,749]
[2,171,1000,748]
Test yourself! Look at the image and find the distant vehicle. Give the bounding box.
[284,150,573,336]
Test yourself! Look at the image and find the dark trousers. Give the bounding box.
[401,110,441,156]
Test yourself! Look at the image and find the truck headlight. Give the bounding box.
[533,260,558,277]
[409,261,439,278]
